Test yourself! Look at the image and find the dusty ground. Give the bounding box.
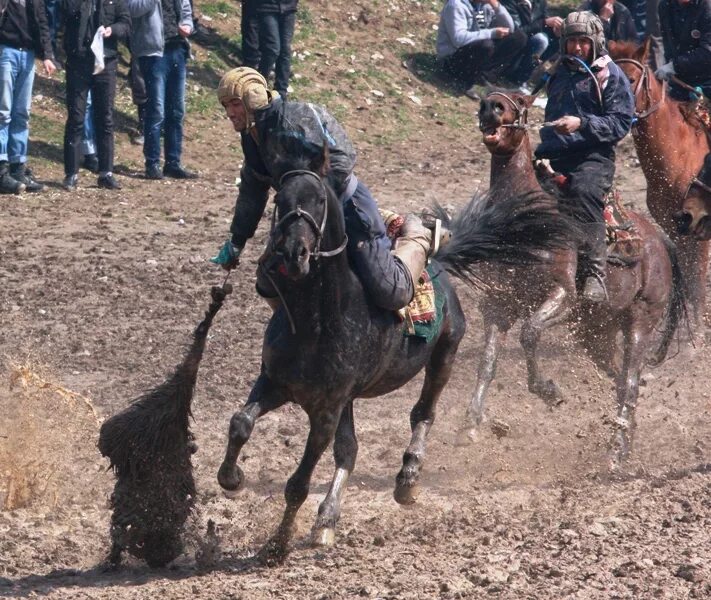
[1,0,711,598]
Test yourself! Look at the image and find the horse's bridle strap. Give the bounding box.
[616,58,665,121]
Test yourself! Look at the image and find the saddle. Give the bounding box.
[534,161,643,265]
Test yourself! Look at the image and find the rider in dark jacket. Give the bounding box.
[657,0,711,193]
[535,11,634,303]
[210,67,432,312]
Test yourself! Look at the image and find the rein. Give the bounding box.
[265,169,349,335]
[616,58,666,120]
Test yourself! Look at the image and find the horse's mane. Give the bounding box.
[608,40,641,61]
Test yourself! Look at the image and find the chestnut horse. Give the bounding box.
[613,40,710,330]
[468,91,686,467]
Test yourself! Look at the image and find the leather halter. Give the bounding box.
[485,92,529,129]
[615,58,666,120]
[270,169,348,260]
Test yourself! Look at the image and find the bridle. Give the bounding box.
[485,92,529,130]
[269,169,348,259]
[265,169,349,336]
[615,58,666,120]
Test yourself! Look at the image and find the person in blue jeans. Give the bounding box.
[0,0,57,194]
[127,0,198,180]
[256,0,297,99]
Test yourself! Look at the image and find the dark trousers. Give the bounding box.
[443,30,528,86]
[257,10,297,96]
[63,55,117,177]
[241,0,260,68]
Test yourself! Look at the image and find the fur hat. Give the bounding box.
[561,11,606,62]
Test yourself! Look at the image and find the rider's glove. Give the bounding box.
[654,61,676,81]
[210,239,242,270]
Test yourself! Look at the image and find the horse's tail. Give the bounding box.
[432,190,578,286]
[650,234,689,366]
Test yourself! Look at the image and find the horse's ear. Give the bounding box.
[516,95,536,109]
[311,143,331,177]
[632,37,651,63]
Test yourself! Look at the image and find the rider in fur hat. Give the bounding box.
[210,67,434,312]
[535,11,635,303]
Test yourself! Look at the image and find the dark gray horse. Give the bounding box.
[217,150,576,564]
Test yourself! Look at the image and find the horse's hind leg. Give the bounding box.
[218,373,288,494]
[520,285,569,405]
[395,322,463,505]
[259,408,340,565]
[609,320,648,469]
[312,400,357,546]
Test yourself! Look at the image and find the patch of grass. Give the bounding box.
[200,0,235,18]
[30,113,63,145]
[186,88,220,116]
[294,6,316,43]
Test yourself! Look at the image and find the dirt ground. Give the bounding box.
[2,1,711,597]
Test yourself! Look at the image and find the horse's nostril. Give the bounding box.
[673,210,692,234]
[299,246,308,258]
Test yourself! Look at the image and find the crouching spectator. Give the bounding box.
[501,0,563,87]
[62,0,131,191]
[128,0,198,180]
[437,0,528,98]
[0,0,56,194]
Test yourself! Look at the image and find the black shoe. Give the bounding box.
[163,163,198,179]
[10,164,44,192]
[82,154,99,173]
[145,164,164,180]
[0,171,25,194]
[98,174,122,190]
[62,174,78,191]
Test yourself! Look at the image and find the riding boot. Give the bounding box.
[0,160,25,194]
[393,214,431,290]
[582,222,608,303]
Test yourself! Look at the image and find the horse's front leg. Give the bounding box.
[676,236,708,335]
[259,408,341,565]
[312,400,357,547]
[520,285,569,405]
[218,373,288,495]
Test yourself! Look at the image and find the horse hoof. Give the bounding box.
[256,539,289,567]
[312,527,336,547]
[393,482,420,506]
[454,427,479,447]
[217,462,244,494]
[531,380,563,406]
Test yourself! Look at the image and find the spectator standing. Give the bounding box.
[0,0,57,194]
[580,0,638,41]
[501,0,563,85]
[61,0,131,191]
[241,0,260,68]
[128,0,198,179]
[436,0,527,98]
[256,0,297,99]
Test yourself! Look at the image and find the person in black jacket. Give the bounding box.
[0,0,57,194]
[61,0,131,191]
[657,0,711,193]
[256,0,297,98]
[581,0,638,41]
[501,0,563,85]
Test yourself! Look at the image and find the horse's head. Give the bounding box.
[616,39,664,120]
[270,147,347,280]
[478,92,535,154]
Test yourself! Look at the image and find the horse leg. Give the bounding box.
[394,331,460,505]
[259,409,340,565]
[676,237,707,334]
[458,317,508,444]
[609,322,646,469]
[520,286,569,405]
[218,373,288,495]
[312,400,358,547]
[577,319,620,378]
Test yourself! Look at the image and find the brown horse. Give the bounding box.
[613,40,710,330]
[467,91,686,466]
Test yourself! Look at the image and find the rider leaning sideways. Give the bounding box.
[210,67,433,311]
[656,0,711,193]
[535,11,635,302]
